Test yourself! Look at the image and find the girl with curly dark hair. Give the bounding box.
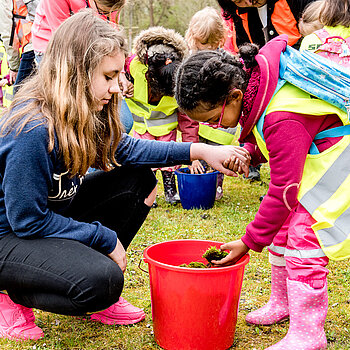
[175,34,350,349]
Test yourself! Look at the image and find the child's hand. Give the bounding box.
[188,160,205,174]
[210,239,249,267]
[119,72,134,98]
[9,70,17,85]
[0,79,8,87]
[223,147,250,177]
[223,156,250,177]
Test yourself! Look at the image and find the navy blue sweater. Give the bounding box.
[0,119,191,254]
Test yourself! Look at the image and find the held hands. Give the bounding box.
[211,239,250,267]
[190,143,250,177]
[223,149,251,177]
[188,160,205,174]
[108,238,127,273]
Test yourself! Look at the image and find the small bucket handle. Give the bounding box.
[138,258,149,273]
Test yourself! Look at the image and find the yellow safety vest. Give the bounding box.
[252,83,350,261]
[125,57,179,137]
[0,44,14,108]
[198,123,236,145]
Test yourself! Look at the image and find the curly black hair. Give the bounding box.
[175,44,258,112]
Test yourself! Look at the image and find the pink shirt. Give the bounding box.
[32,0,120,53]
[32,0,89,53]
[237,36,344,252]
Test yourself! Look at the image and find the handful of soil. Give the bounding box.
[203,246,228,266]
[179,246,228,268]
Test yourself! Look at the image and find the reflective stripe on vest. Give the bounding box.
[252,83,350,260]
[3,86,14,107]
[126,57,178,137]
[269,243,327,258]
[10,0,32,49]
[198,123,236,145]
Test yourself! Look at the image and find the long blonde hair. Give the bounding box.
[1,10,127,176]
[185,7,227,51]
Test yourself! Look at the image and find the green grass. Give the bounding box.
[1,166,349,349]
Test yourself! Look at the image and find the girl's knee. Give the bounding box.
[75,260,124,312]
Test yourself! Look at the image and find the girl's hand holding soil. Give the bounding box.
[211,239,250,267]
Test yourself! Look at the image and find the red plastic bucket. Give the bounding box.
[143,239,249,350]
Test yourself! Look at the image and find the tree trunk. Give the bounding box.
[149,0,154,27]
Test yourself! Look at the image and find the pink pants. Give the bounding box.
[133,130,181,172]
[268,203,329,289]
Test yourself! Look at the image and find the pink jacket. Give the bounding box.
[239,35,343,252]
[32,0,89,53]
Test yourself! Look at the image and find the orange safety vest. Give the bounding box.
[9,0,32,49]
[239,0,301,47]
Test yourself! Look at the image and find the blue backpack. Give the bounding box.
[258,46,350,154]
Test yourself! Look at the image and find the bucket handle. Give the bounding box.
[138,258,149,273]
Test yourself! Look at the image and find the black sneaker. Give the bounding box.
[244,165,261,181]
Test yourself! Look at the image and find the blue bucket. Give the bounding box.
[175,168,219,210]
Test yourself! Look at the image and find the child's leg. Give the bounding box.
[13,50,36,94]
[133,131,159,207]
[216,172,224,200]
[245,212,291,325]
[156,131,181,204]
[267,203,328,350]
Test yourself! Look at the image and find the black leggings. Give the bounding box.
[0,167,156,315]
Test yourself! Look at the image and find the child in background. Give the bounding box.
[298,0,324,37]
[185,7,237,200]
[175,35,350,349]
[125,26,202,206]
[300,0,350,68]
[185,7,226,53]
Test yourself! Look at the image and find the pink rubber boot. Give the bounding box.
[0,293,44,340]
[246,264,289,325]
[90,296,145,325]
[266,279,328,350]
